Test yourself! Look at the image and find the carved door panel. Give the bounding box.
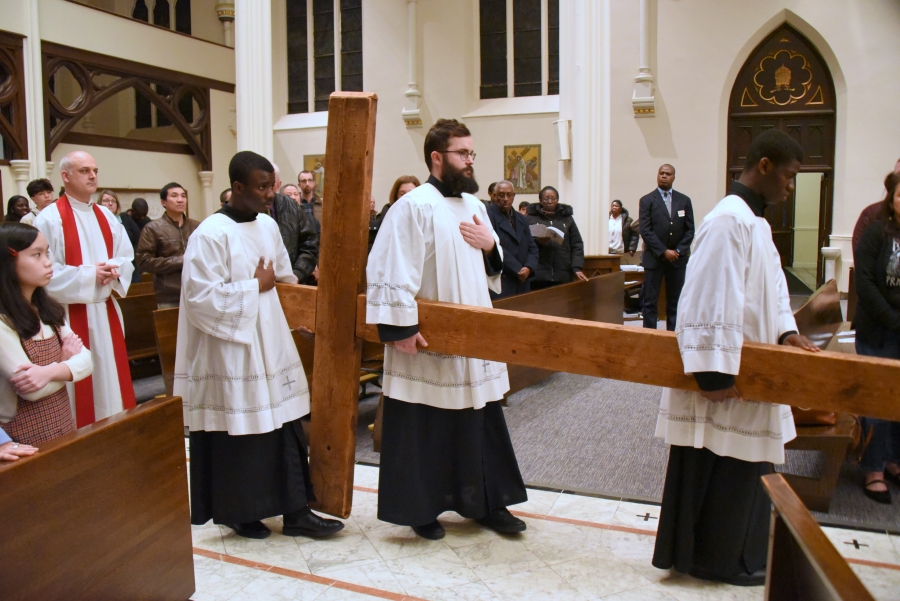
[767,188,795,267]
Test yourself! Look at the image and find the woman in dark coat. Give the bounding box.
[608,199,638,256]
[525,186,587,289]
[853,171,900,504]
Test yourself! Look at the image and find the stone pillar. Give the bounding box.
[10,160,32,197]
[216,1,235,48]
[24,0,47,179]
[46,162,55,180]
[632,0,656,117]
[199,171,215,219]
[822,247,841,286]
[557,0,610,256]
[401,0,422,128]
[234,0,273,158]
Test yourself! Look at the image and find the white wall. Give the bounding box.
[793,172,821,269]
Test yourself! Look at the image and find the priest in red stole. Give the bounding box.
[35,151,136,426]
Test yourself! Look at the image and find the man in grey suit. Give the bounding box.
[639,164,695,330]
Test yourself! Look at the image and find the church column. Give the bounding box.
[199,171,215,218]
[24,0,47,179]
[401,0,422,128]
[234,0,273,158]
[557,0,610,256]
[9,160,31,197]
[216,1,235,48]
[631,0,655,116]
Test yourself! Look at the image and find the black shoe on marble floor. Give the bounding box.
[476,508,527,534]
[230,521,272,539]
[689,566,766,587]
[412,520,445,540]
[283,508,345,538]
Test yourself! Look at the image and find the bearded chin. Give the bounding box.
[441,162,480,195]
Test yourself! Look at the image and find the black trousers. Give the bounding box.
[378,397,527,527]
[652,446,773,578]
[189,418,314,526]
[642,260,686,331]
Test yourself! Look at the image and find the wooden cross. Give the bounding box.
[275,92,900,519]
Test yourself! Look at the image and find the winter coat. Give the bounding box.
[525,203,585,285]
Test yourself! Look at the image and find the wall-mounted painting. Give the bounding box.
[503,145,541,195]
[303,154,327,199]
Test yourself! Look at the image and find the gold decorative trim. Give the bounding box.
[633,107,655,115]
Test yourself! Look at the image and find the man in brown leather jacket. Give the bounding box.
[135,182,200,308]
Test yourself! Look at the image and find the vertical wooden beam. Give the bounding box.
[309,91,377,518]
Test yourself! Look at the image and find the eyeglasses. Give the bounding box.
[440,150,477,161]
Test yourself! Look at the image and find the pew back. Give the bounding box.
[762,474,874,601]
[0,397,193,601]
[154,307,179,397]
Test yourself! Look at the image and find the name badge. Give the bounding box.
[678,210,685,217]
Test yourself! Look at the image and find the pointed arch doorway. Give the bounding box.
[726,24,836,289]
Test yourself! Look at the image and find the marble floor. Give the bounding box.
[188,457,900,601]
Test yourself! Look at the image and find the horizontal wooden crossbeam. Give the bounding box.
[351,294,900,422]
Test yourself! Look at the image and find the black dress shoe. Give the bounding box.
[230,521,272,539]
[283,508,345,538]
[412,520,445,540]
[864,480,892,504]
[689,566,766,587]
[476,508,526,534]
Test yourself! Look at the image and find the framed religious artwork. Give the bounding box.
[503,145,541,194]
[303,154,327,199]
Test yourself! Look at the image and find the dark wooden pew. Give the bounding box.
[115,281,160,365]
[762,473,874,601]
[784,279,857,512]
[493,272,624,394]
[0,396,194,601]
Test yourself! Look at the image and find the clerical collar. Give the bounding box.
[728,181,766,217]
[427,175,458,198]
[217,203,258,223]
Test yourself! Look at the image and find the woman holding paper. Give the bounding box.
[525,186,587,289]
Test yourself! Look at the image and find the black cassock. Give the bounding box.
[652,446,773,578]
[189,417,314,525]
[377,397,527,527]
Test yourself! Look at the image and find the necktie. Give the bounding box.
[664,191,672,217]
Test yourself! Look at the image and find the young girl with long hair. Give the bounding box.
[0,223,92,446]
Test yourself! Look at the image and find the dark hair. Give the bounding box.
[539,186,559,201]
[160,182,186,201]
[744,130,804,169]
[0,223,66,338]
[389,175,421,204]
[880,172,900,234]
[26,178,54,198]
[424,119,472,170]
[487,182,497,195]
[518,201,530,210]
[5,196,29,222]
[219,188,232,204]
[659,164,676,176]
[230,151,274,186]
[132,198,149,212]
[610,199,623,216]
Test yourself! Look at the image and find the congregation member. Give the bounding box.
[853,157,900,256]
[652,130,820,586]
[852,170,900,504]
[297,170,323,231]
[281,183,302,205]
[518,201,529,215]
[21,179,55,226]
[176,151,342,540]
[367,119,527,540]
[121,196,151,283]
[376,175,420,221]
[5,196,30,223]
[98,190,123,224]
[525,186,588,289]
[486,180,539,299]
[35,150,136,427]
[0,223,93,446]
[220,188,231,207]
[272,164,319,285]
[135,182,200,309]
[639,164,694,331]
[0,425,37,462]
[608,200,638,258]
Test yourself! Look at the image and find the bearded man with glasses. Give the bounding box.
[366,119,528,540]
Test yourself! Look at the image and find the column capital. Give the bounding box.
[198,171,215,185]
[216,1,235,22]
[9,159,32,196]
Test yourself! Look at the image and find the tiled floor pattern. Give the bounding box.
[189,463,900,601]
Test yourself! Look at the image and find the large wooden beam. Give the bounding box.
[309,92,377,518]
[0,397,193,601]
[355,296,900,422]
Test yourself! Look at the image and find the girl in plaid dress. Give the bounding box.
[0,223,92,446]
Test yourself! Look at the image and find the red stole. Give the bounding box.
[56,195,136,427]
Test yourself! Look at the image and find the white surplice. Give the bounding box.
[175,213,309,435]
[655,194,797,464]
[35,197,134,421]
[366,183,509,410]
